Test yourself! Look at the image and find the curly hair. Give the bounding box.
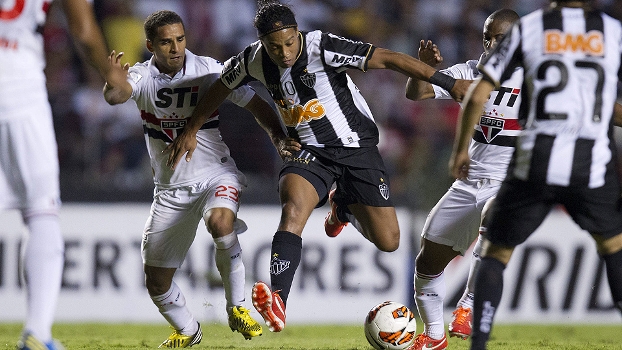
[144,10,184,42]
[254,0,297,37]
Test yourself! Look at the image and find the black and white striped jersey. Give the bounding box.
[220,30,379,148]
[480,7,622,188]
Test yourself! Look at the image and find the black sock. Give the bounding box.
[603,249,622,314]
[470,257,506,350]
[269,231,302,306]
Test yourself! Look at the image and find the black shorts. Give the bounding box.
[486,177,622,247]
[279,146,393,209]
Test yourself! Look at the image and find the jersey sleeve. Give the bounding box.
[220,45,256,90]
[226,85,255,107]
[320,32,375,71]
[127,65,145,101]
[433,64,469,99]
[479,23,522,87]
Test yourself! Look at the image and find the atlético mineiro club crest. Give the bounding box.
[300,71,316,88]
[161,119,186,141]
[479,114,504,143]
[379,182,390,200]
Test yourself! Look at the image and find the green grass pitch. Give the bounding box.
[0,323,621,349]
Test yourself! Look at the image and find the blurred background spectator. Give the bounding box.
[44,0,622,211]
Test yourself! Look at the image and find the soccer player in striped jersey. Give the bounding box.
[0,1,110,349]
[449,1,622,349]
[404,9,520,350]
[103,10,293,347]
[166,0,471,333]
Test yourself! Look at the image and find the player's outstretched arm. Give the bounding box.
[243,95,301,160]
[368,48,470,102]
[60,0,110,79]
[613,102,622,127]
[166,79,233,170]
[103,51,132,105]
[405,40,443,101]
[449,77,494,179]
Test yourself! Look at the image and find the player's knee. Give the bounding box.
[374,229,400,252]
[204,209,235,237]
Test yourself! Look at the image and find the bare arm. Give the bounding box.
[614,102,622,127]
[243,94,301,160]
[449,78,495,179]
[103,51,132,105]
[60,0,110,78]
[405,40,442,101]
[368,47,471,102]
[166,79,233,169]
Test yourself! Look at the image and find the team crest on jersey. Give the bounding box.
[300,71,316,88]
[479,115,504,143]
[130,71,142,84]
[160,114,186,141]
[379,182,390,200]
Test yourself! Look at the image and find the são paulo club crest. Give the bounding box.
[479,112,505,143]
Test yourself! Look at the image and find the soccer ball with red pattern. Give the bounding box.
[364,301,417,350]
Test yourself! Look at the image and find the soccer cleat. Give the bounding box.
[324,189,348,237]
[407,333,447,350]
[158,323,202,348]
[228,306,263,339]
[17,333,64,350]
[251,281,286,332]
[448,306,472,339]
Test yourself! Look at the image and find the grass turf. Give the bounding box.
[0,323,621,349]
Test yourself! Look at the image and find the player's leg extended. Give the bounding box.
[204,207,261,339]
[347,204,399,252]
[252,173,318,332]
[593,232,622,315]
[470,243,513,350]
[410,239,457,350]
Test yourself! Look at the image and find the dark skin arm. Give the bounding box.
[405,40,444,101]
[60,0,110,78]
[165,80,299,169]
[367,47,471,102]
[243,93,301,160]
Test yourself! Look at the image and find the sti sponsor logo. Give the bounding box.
[155,86,200,108]
[545,30,604,56]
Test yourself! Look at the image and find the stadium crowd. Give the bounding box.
[44,0,622,208]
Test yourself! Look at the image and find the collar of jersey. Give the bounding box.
[147,49,197,79]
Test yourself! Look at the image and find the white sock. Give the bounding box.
[457,233,485,310]
[151,282,197,335]
[23,214,64,343]
[414,270,446,339]
[214,231,245,311]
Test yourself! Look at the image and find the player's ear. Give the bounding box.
[146,39,154,53]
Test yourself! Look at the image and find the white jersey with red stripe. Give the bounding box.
[432,57,523,181]
[128,49,255,188]
[0,0,53,118]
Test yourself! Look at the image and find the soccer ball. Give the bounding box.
[364,301,417,350]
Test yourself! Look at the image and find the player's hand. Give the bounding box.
[449,79,473,102]
[277,137,302,160]
[418,40,443,67]
[449,149,470,179]
[105,50,130,90]
[165,130,198,170]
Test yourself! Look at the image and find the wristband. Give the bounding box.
[429,71,456,92]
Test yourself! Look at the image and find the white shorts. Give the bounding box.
[0,106,61,215]
[142,173,247,268]
[421,178,501,254]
